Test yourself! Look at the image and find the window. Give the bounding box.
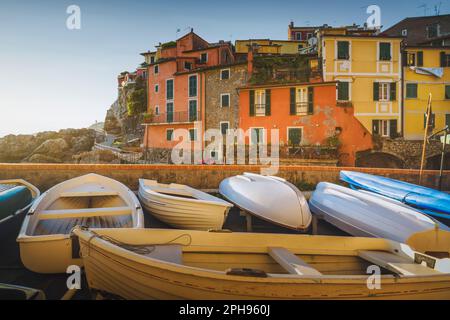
[337,82,350,101]
[424,113,436,129]
[189,100,197,122]
[427,24,439,39]
[184,62,192,70]
[200,53,208,63]
[337,41,350,60]
[446,114,450,128]
[220,122,229,135]
[220,69,230,80]
[255,90,266,116]
[402,29,408,36]
[221,94,230,108]
[142,71,147,79]
[374,82,396,101]
[189,128,197,141]
[288,128,302,146]
[379,42,391,61]
[407,52,416,66]
[298,44,304,52]
[446,85,450,100]
[295,88,308,114]
[373,119,397,138]
[166,103,174,123]
[150,56,155,64]
[188,75,197,97]
[406,83,418,99]
[155,84,159,93]
[154,65,159,74]
[166,129,174,141]
[166,79,174,100]
[295,32,302,40]
[250,128,265,145]
[155,106,160,115]
[379,83,390,101]
[307,33,313,40]
[441,52,450,67]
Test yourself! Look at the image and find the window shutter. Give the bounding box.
[307,87,314,114]
[373,82,379,101]
[372,120,380,135]
[390,82,396,101]
[290,88,296,115]
[265,89,271,116]
[389,120,397,138]
[249,90,255,116]
[441,52,446,67]
[417,51,423,67]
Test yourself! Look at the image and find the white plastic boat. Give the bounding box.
[219,173,312,230]
[17,173,144,274]
[138,179,233,230]
[309,182,450,256]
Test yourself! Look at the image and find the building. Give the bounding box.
[288,22,320,41]
[235,39,307,55]
[142,30,235,161]
[238,53,373,166]
[402,46,450,140]
[317,27,404,137]
[382,14,450,46]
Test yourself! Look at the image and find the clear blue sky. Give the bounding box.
[0,0,448,137]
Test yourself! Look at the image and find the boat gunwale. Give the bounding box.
[0,179,40,225]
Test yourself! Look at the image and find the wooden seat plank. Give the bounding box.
[39,207,132,220]
[268,247,322,276]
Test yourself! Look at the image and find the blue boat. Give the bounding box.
[340,171,450,220]
[0,180,40,237]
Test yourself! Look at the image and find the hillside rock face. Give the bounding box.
[0,128,96,163]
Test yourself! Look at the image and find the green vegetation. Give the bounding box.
[249,55,311,85]
[161,41,176,49]
[126,76,147,116]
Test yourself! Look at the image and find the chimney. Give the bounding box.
[247,44,259,76]
[290,21,294,28]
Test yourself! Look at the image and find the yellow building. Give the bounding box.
[318,29,404,137]
[403,47,450,140]
[235,39,308,55]
[140,50,160,64]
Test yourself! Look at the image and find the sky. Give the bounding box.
[0,0,449,137]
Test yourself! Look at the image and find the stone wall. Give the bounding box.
[0,164,447,192]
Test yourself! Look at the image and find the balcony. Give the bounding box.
[255,104,266,116]
[294,102,309,115]
[144,111,201,125]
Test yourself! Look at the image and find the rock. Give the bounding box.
[71,135,95,154]
[27,154,63,163]
[74,149,120,164]
[31,138,69,160]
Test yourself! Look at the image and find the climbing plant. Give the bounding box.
[249,55,311,85]
[127,76,147,116]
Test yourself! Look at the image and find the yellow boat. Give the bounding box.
[73,227,450,300]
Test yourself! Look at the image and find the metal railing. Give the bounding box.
[255,104,266,116]
[145,111,201,124]
[295,102,309,115]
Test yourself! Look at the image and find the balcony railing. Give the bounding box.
[145,111,201,124]
[295,102,309,115]
[255,103,266,116]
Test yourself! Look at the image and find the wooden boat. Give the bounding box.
[310,182,450,257]
[219,173,311,230]
[138,179,232,230]
[0,283,45,300]
[73,226,450,300]
[17,173,144,274]
[0,179,40,238]
[341,170,450,220]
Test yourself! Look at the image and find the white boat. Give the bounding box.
[219,173,312,230]
[138,179,233,230]
[309,182,450,256]
[17,173,144,274]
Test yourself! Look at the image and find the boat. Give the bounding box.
[138,179,232,230]
[17,173,144,274]
[219,173,311,230]
[73,226,450,300]
[340,170,450,220]
[0,283,45,300]
[309,182,450,257]
[0,179,40,238]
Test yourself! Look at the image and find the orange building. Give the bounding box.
[143,30,234,153]
[238,81,373,166]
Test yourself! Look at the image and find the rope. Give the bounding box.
[74,226,192,258]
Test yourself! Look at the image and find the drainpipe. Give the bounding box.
[400,43,405,137]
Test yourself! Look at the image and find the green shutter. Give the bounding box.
[249,90,255,116]
[307,87,314,114]
[380,43,391,61]
[373,82,379,101]
[406,83,418,99]
[445,85,450,99]
[337,41,349,60]
[446,114,450,127]
[290,88,296,115]
[338,82,349,101]
[372,120,380,135]
[389,120,397,138]
[265,89,271,116]
[390,82,396,101]
[441,52,447,67]
[417,51,423,67]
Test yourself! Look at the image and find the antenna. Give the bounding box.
[435,1,442,15]
[418,3,428,16]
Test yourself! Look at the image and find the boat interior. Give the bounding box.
[28,189,134,236]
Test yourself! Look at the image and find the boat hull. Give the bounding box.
[75,228,450,300]
[138,179,232,230]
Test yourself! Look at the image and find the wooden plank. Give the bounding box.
[39,207,132,220]
[358,250,441,276]
[60,191,119,198]
[268,247,322,276]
